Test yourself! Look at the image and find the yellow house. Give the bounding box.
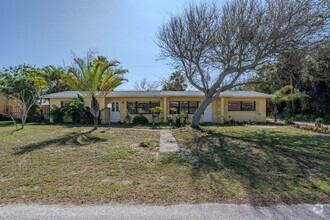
[44,90,273,124]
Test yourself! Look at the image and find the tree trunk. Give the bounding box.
[190,97,213,128]
[93,118,98,129]
[274,105,278,123]
[21,106,27,129]
[90,95,100,130]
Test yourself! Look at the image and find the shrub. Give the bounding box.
[284,119,294,125]
[132,115,148,125]
[63,95,87,123]
[315,117,323,128]
[50,105,65,123]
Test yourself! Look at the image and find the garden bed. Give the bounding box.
[293,124,330,135]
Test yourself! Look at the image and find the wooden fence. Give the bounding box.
[5,105,50,120]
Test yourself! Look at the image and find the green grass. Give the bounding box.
[0,123,329,205]
[173,125,330,205]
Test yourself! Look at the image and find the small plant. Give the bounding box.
[150,106,162,125]
[132,114,148,125]
[315,118,323,128]
[182,112,189,124]
[168,107,177,125]
[124,111,131,123]
[138,141,156,150]
[167,116,173,124]
[284,119,294,125]
[174,111,187,127]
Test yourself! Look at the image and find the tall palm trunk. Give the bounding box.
[90,95,100,129]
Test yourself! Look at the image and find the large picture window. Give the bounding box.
[228,101,256,111]
[169,101,199,114]
[127,101,160,114]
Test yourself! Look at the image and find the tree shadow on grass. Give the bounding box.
[13,129,107,155]
[184,128,330,205]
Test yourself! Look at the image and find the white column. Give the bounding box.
[163,97,167,122]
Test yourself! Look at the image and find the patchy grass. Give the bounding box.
[0,124,161,204]
[173,125,330,205]
[0,123,329,205]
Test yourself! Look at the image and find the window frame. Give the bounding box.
[228,101,256,111]
[126,101,161,114]
[169,101,199,114]
[61,101,73,108]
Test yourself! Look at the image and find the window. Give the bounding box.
[188,101,199,114]
[61,101,72,108]
[127,102,136,114]
[169,101,199,114]
[112,102,119,112]
[137,102,150,114]
[228,101,256,111]
[228,101,241,111]
[126,101,160,114]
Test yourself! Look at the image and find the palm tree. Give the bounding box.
[43,65,68,93]
[64,52,127,129]
[162,71,187,91]
[272,85,301,123]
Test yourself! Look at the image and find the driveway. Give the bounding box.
[0,203,329,220]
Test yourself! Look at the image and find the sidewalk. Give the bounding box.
[0,203,329,220]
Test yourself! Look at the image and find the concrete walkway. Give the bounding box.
[294,121,329,126]
[0,203,328,220]
[159,130,179,153]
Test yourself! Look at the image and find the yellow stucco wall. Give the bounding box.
[49,96,268,124]
[221,98,267,122]
[105,97,164,123]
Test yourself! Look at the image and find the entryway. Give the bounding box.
[203,102,213,122]
[110,101,120,122]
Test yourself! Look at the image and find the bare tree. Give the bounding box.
[134,77,159,91]
[157,0,329,128]
[8,89,38,129]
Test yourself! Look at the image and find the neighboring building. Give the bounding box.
[44,90,273,124]
[0,93,50,120]
[0,94,8,113]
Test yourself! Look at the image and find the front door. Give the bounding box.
[203,102,213,123]
[110,101,120,122]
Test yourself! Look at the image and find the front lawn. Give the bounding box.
[173,125,330,205]
[0,123,329,205]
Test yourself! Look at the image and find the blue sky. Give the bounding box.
[0,0,203,89]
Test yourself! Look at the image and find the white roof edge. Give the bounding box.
[43,91,274,99]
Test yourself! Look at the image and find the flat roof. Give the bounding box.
[43,90,274,99]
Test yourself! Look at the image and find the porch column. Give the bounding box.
[163,97,167,122]
[220,97,224,124]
